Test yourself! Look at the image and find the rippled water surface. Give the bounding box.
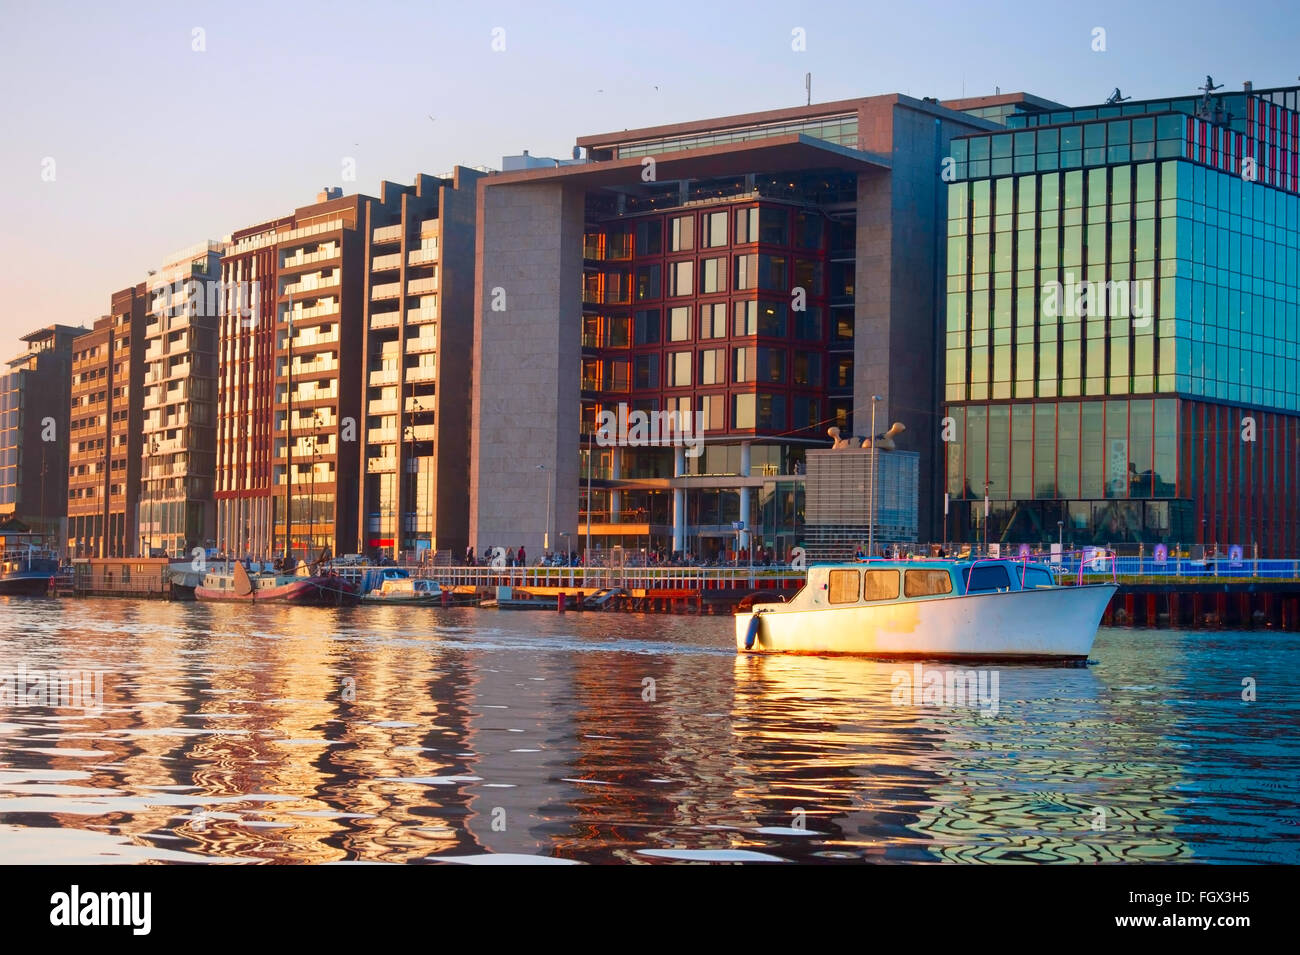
[0,596,1296,864]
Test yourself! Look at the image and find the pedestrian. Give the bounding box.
[517,545,526,566]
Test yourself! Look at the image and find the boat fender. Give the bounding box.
[744,613,762,650]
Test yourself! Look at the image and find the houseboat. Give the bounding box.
[736,557,1116,663]
[0,540,59,596]
[195,560,360,606]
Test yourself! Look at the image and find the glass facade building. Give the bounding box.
[944,86,1300,554]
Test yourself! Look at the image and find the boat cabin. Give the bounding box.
[783,559,1060,610]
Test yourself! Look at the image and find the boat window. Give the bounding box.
[905,569,953,597]
[964,564,1012,593]
[1024,567,1055,588]
[863,570,900,601]
[827,569,860,604]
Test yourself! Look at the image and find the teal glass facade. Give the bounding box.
[943,88,1300,554]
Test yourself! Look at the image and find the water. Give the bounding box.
[0,596,1296,864]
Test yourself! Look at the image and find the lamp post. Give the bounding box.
[536,464,552,552]
[307,409,322,559]
[983,480,993,553]
[407,396,423,561]
[868,394,882,556]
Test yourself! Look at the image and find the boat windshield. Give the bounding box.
[963,563,1013,593]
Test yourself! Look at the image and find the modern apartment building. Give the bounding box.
[140,242,222,557]
[0,324,87,542]
[215,188,367,560]
[943,82,1300,554]
[470,93,1052,558]
[67,285,147,557]
[360,169,483,560]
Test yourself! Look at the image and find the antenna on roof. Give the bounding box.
[1105,87,1131,104]
[805,72,811,106]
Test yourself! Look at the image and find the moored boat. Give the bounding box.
[735,556,1116,662]
[0,545,59,596]
[195,560,359,605]
[359,568,443,604]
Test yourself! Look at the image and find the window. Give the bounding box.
[792,351,821,387]
[734,301,787,337]
[795,211,824,250]
[735,208,758,244]
[828,569,860,603]
[634,309,659,344]
[699,303,727,338]
[793,259,823,296]
[701,257,725,294]
[964,564,1012,592]
[699,349,726,385]
[863,570,900,601]
[733,346,753,383]
[670,216,694,251]
[635,265,660,301]
[905,569,953,597]
[633,354,658,390]
[669,260,693,296]
[756,393,785,429]
[792,396,819,429]
[703,211,728,248]
[734,253,756,290]
[700,394,723,430]
[635,220,662,255]
[758,254,787,291]
[667,351,692,387]
[1023,568,1054,588]
[759,207,789,245]
[733,393,755,428]
[668,306,691,342]
[795,307,823,340]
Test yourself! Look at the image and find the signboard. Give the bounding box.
[1229,544,1243,567]
[1050,542,1062,564]
[1154,543,1168,564]
[1082,546,1104,571]
[988,543,1001,558]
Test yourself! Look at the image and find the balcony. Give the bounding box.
[406,276,438,295]
[372,224,403,244]
[371,252,402,271]
[286,301,340,321]
[281,246,339,270]
[405,336,437,354]
[419,219,439,238]
[283,274,340,297]
[367,398,398,415]
[405,366,436,383]
[371,282,401,301]
[407,247,437,266]
[407,308,437,325]
[369,368,399,387]
[410,423,436,441]
[369,427,398,445]
[370,312,400,330]
[366,456,397,473]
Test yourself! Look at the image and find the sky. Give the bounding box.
[1,0,1297,344]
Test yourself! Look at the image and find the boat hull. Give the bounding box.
[735,584,1116,661]
[0,573,54,596]
[195,576,359,606]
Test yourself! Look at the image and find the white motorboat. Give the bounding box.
[735,557,1116,662]
[359,567,443,605]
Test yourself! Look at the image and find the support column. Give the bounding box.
[739,442,752,553]
[610,447,621,523]
[673,446,686,555]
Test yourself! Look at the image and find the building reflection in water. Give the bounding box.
[5,598,1289,863]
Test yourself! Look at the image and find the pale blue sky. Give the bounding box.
[1,0,1296,342]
